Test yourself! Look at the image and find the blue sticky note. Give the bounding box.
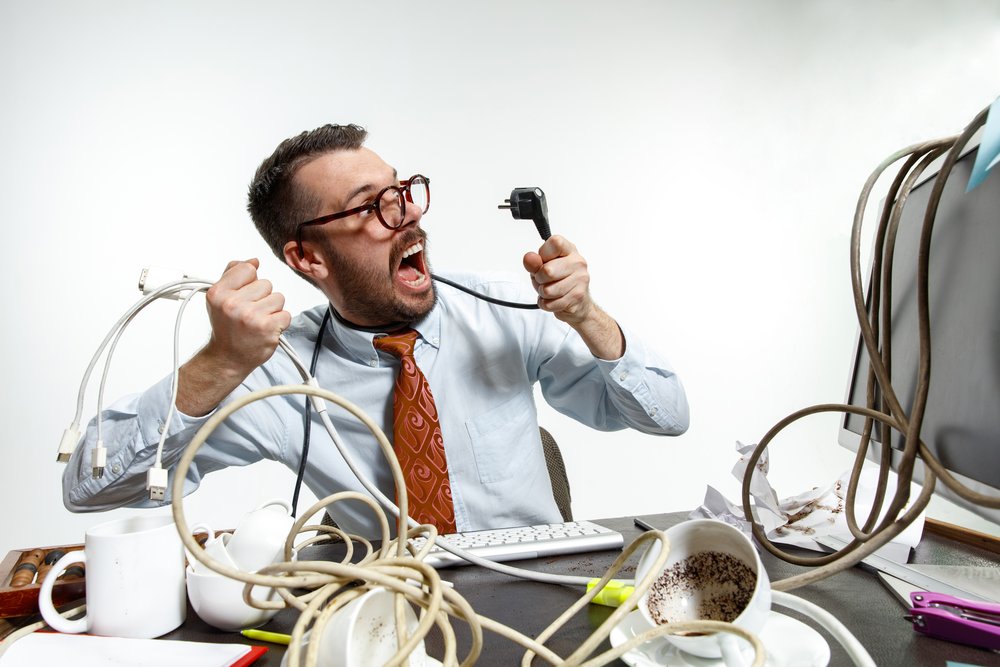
[967,95,1000,192]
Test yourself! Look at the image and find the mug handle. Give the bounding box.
[191,522,214,541]
[38,551,89,634]
[718,633,749,667]
[257,498,292,515]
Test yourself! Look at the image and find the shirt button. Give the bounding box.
[370,359,378,367]
[111,464,122,474]
[651,407,658,416]
[619,372,628,381]
[157,422,165,434]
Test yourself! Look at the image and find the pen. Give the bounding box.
[241,628,292,645]
[633,517,657,532]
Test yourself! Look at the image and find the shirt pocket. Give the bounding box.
[465,392,537,484]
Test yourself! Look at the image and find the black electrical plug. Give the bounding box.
[498,187,551,240]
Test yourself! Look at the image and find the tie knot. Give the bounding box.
[373,328,418,359]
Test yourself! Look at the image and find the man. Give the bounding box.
[63,124,689,537]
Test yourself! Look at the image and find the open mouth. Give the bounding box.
[396,241,429,289]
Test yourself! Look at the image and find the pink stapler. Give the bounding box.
[908,591,1000,651]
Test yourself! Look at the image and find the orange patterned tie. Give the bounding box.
[374,329,457,533]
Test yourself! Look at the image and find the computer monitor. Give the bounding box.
[838,142,1000,526]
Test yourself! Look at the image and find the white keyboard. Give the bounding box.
[410,520,624,568]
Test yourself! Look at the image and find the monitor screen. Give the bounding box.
[838,144,1000,525]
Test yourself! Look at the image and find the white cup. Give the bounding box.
[281,588,430,667]
[38,514,186,639]
[185,567,280,631]
[635,519,771,667]
[227,499,295,572]
[187,522,239,574]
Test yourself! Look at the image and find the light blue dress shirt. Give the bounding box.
[64,272,688,537]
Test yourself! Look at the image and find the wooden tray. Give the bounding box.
[0,544,86,618]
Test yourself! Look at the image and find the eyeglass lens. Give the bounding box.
[376,177,429,228]
[406,176,429,212]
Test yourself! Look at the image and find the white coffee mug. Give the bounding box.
[39,514,186,639]
[227,498,295,572]
[635,519,771,667]
[281,587,430,667]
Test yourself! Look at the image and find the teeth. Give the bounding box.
[401,271,427,287]
[401,242,423,259]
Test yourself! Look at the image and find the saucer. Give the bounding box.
[609,609,830,667]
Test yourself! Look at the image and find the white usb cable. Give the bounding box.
[147,286,208,500]
[58,276,212,475]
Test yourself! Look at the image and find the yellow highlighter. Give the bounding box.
[586,578,635,608]
[241,628,292,645]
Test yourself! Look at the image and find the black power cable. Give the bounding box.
[290,185,555,515]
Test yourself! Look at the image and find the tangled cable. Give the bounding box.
[741,104,1000,591]
[172,383,768,667]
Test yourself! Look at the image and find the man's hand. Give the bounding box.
[204,259,291,373]
[522,235,593,325]
[523,236,625,360]
[176,259,291,417]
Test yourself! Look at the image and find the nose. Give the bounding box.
[399,197,423,229]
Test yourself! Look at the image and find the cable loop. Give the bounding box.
[170,383,763,666]
[741,105,999,586]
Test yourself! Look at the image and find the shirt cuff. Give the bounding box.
[135,375,215,448]
[594,325,686,432]
[594,325,646,389]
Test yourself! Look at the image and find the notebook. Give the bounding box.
[0,632,267,667]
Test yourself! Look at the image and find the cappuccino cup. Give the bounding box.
[635,519,771,667]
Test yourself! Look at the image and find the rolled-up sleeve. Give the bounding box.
[63,375,216,511]
[537,323,689,435]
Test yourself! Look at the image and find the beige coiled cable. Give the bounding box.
[740,104,1000,591]
[171,384,766,666]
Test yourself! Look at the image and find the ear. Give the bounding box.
[283,239,332,281]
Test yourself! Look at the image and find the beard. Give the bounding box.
[320,229,437,327]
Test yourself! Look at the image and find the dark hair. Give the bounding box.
[247,123,368,262]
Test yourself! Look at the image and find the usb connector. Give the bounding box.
[146,466,168,502]
[137,266,192,300]
[91,441,107,478]
[57,424,81,463]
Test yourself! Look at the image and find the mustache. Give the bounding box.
[391,228,428,262]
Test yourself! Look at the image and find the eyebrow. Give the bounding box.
[342,168,399,208]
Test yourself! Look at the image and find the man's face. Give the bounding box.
[295,148,436,327]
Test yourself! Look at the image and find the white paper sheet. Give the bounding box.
[0,633,253,667]
[690,442,925,563]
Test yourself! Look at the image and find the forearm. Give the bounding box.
[567,303,625,361]
[175,344,255,417]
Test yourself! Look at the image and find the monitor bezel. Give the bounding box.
[836,140,1000,527]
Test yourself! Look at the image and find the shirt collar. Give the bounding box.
[325,300,442,363]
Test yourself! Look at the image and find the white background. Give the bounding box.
[2,0,998,553]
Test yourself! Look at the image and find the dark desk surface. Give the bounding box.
[165,513,1000,666]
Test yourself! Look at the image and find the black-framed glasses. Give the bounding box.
[294,174,430,257]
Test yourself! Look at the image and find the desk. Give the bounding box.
[163,513,1000,666]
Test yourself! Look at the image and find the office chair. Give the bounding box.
[320,426,574,534]
[539,426,573,522]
